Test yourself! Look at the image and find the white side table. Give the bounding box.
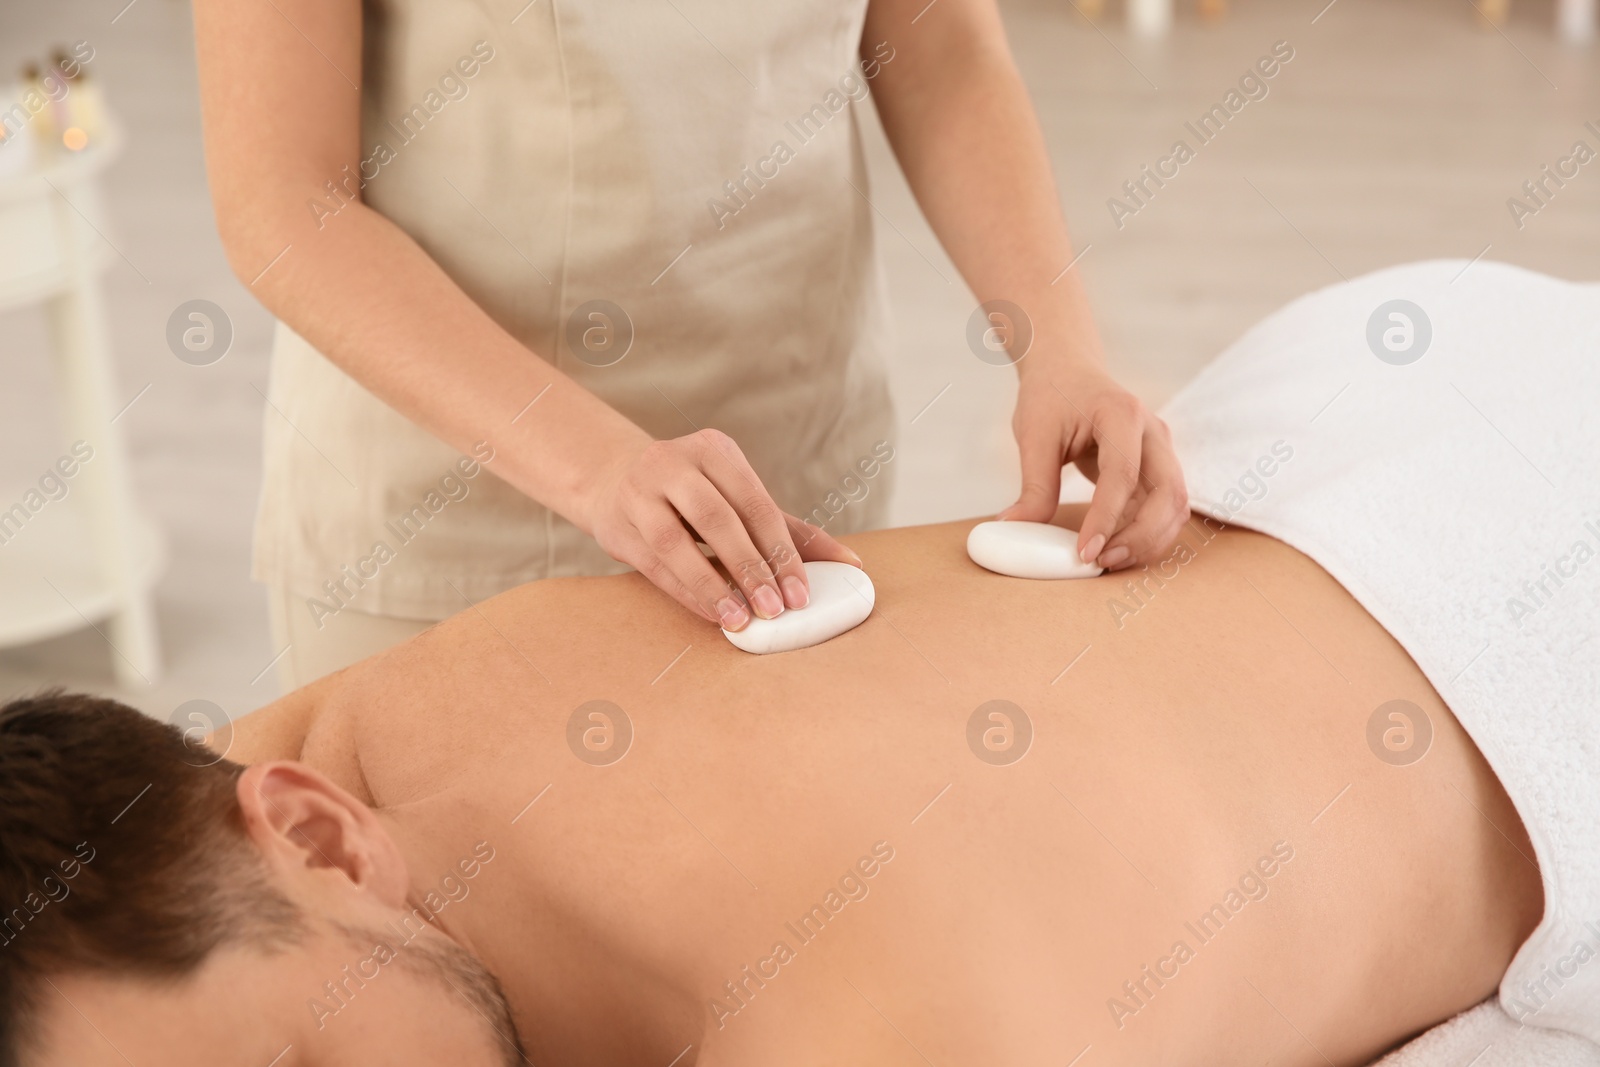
[0,123,165,686]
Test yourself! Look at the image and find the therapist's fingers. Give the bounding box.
[998,420,1065,524]
[610,521,724,626]
[1095,421,1189,570]
[784,513,863,568]
[666,471,788,621]
[1075,396,1146,567]
[694,430,811,611]
[630,495,754,629]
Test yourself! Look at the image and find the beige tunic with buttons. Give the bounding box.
[253,0,898,621]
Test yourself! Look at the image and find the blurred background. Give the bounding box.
[1,0,1596,725]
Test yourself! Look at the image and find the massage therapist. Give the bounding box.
[192,0,1189,690]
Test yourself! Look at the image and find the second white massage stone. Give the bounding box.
[722,561,875,655]
[966,520,1104,580]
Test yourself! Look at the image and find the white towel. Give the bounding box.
[1159,260,1600,1061]
[1370,1000,1600,1066]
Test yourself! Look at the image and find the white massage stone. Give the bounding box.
[966,520,1104,580]
[722,561,875,654]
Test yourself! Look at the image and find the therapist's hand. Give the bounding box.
[1000,365,1189,571]
[584,428,862,631]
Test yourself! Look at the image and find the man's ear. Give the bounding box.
[237,761,410,908]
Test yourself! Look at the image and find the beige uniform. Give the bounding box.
[253,0,898,681]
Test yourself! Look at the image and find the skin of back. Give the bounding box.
[230,506,1542,1067]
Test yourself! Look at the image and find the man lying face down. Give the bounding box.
[0,702,522,1066]
[0,504,1544,1067]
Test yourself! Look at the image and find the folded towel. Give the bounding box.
[1160,260,1600,1062]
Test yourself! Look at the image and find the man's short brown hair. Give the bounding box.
[0,691,299,1065]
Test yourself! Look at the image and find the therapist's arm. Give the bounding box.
[862,0,1188,570]
[192,0,849,631]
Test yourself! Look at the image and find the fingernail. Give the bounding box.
[1080,533,1106,563]
[781,575,809,609]
[751,585,784,619]
[717,596,749,630]
[844,547,863,567]
[1099,546,1130,569]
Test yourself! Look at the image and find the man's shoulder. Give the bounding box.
[220,669,343,766]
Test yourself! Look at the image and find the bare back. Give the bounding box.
[236,508,1541,1066]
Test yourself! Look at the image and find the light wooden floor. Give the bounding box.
[1,0,1595,718]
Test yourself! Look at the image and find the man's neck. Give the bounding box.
[379,807,703,1064]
